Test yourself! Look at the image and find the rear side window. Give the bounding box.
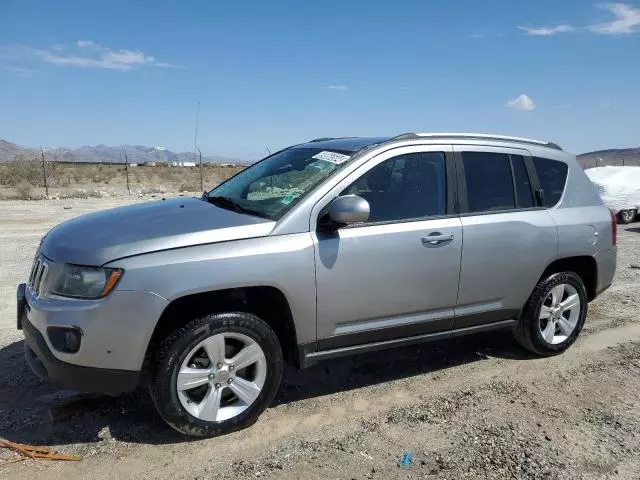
[533,157,568,207]
[462,152,515,213]
[511,155,534,208]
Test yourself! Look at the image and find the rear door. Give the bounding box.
[452,146,558,328]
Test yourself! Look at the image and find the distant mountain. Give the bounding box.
[3,138,638,169]
[577,147,640,169]
[0,139,249,165]
[0,140,34,160]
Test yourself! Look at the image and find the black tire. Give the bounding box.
[514,272,588,356]
[617,209,637,224]
[149,312,283,437]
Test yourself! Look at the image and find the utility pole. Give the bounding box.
[197,146,203,192]
[124,149,131,194]
[194,100,202,193]
[194,101,200,153]
[40,147,49,198]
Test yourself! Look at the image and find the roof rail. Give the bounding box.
[307,136,355,143]
[391,132,562,151]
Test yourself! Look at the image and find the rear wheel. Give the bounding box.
[515,272,588,356]
[617,209,637,224]
[149,312,283,437]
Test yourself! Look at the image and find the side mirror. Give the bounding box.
[326,195,370,227]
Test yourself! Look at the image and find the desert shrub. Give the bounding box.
[140,186,167,194]
[16,183,34,199]
[0,159,42,186]
[61,188,102,199]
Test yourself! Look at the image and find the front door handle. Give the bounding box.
[421,232,454,247]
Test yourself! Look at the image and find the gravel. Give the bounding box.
[1,201,640,479]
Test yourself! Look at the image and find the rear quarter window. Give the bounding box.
[533,157,568,207]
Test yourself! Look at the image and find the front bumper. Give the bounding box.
[20,284,168,371]
[22,314,139,395]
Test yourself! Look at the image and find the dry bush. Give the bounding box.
[0,159,42,186]
[60,188,103,199]
[16,183,34,199]
[0,162,243,195]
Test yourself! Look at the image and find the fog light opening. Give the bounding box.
[47,327,82,354]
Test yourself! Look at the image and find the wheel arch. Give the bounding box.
[144,286,299,370]
[538,256,598,301]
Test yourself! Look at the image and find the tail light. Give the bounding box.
[610,209,617,245]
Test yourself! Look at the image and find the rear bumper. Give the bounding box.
[22,314,139,395]
[594,246,617,298]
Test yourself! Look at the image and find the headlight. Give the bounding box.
[50,264,123,299]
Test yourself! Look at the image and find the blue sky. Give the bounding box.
[1,1,639,159]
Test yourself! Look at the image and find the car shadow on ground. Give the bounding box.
[625,226,640,233]
[0,331,533,447]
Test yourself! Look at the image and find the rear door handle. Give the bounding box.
[421,232,454,247]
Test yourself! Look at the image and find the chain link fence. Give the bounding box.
[2,151,639,200]
[579,156,640,169]
[0,154,243,200]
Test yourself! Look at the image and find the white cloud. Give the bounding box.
[102,49,155,66]
[154,61,185,69]
[76,40,104,50]
[506,94,536,111]
[588,3,640,34]
[0,64,35,76]
[469,33,484,39]
[324,85,348,90]
[0,41,181,72]
[518,24,576,36]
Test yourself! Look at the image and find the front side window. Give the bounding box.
[533,157,568,207]
[462,152,515,213]
[341,152,446,223]
[208,147,354,219]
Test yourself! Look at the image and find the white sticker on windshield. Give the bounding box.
[312,151,350,165]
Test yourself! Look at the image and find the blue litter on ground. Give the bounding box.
[398,451,413,468]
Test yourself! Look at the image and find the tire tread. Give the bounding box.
[149,311,283,437]
[514,272,588,356]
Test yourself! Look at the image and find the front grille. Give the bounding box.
[28,256,50,297]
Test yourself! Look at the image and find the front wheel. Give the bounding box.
[514,272,588,356]
[617,209,637,224]
[149,312,283,437]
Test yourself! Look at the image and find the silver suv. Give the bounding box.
[17,133,617,437]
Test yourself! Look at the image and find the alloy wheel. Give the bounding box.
[176,332,267,422]
[538,283,581,345]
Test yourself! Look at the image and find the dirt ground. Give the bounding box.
[1,198,639,480]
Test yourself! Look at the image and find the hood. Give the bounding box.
[41,197,275,265]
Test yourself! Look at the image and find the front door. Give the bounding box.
[312,145,463,350]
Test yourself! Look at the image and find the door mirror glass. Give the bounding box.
[328,195,370,225]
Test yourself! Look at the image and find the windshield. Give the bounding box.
[207,147,354,220]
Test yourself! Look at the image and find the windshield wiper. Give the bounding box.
[205,195,267,218]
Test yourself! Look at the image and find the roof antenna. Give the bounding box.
[194,101,203,192]
[265,146,271,155]
[194,101,200,154]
